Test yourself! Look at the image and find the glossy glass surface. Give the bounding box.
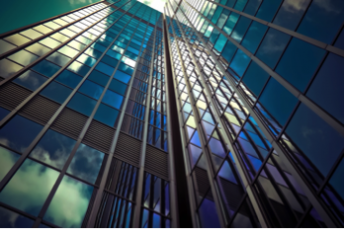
[67,143,104,184]
[276,38,325,92]
[286,104,343,176]
[13,70,47,91]
[109,79,127,95]
[0,159,59,216]
[67,92,97,116]
[114,70,131,84]
[198,196,220,228]
[0,206,34,228]
[256,28,290,69]
[40,81,72,104]
[32,60,60,77]
[102,89,123,109]
[0,115,42,153]
[88,70,109,87]
[8,50,38,66]
[241,21,267,53]
[68,61,91,76]
[78,80,104,100]
[307,53,343,123]
[96,61,114,76]
[25,43,51,56]
[259,78,298,125]
[0,40,16,55]
[0,59,23,78]
[55,70,83,88]
[43,175,93,227]
[94,103,119,127]
[230,49,250,77]
[0,146,20,182]
[47,52,71,67]
[255,0,282,22]
[30,129,76,169]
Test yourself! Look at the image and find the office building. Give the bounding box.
[0,0,343,227]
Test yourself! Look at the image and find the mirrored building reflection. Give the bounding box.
[0,0,343,227]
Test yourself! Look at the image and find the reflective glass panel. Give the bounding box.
[40,81,72,104]
[32,60,60,77]
[0,115,42,153]
[0,159,59,216]
[0,206,34,228]
[102,90,123,109]
[67,92,97,116]
[13,70,47,91]
[43,176,93,227]
[0,59,23,78]
[30,129,76,169]
[78,80,104,100]
[8,50,38,66]
[55,70,83,88]
[67,143,104,184]
[0,146,20,182]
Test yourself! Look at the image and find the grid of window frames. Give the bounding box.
[0,0,172,228]
[166,0,343,227]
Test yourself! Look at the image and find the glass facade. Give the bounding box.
[0,0,343,227]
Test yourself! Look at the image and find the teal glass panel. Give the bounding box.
[0,206,34,227]
[243,0,261,15]
[297,0,343,44]
[32,60,60,77]
[329,158,344,199]
[47,52,71,67]
[77,54,96,67]
[78,80,104,100]
[8,50,38,66]
[0,159,59,216]
[43,176,93,227]
[256,28,290,69]
[230,49,250,77]
[67,143,104,184]
[214,34,228,53]
[256,0,282,22]
[109,79,127,95]
[94,103,119,127]
[30,129,76,169]
[210,28,220,45]
[242,61,269,96]
[307,53,343,123]
[114,70,131,84]
[67,92,97,116]
[55,70,83,88]
[102,90,123,109]
[234,0,247,11]
[241,21,267,53]
[0,115,42,153]
[88,70,109,87]
[230,16,251,43]
[211,7,223,24]
[286,104,343,176]
[106,49,122,60]
[223,12,239,35]
[273,0,310,31]
[276,38,325,92]
[221,40,237,63]
[13,70,47,91]
[96,62,114,76]
[0,146,20,182]
[101,55,118,68]
[118,63,134,76]
[68,61,91,76]
[216,9,231,29]
[259,78,298,125]
[40,81,72,104]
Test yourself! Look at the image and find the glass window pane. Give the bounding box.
[67,92,97,116]
[43,176,93,227]
[102,90,123,109]
[241,21,267,53]
[256,28,290,69]
[256,0,282,22]
[67,143,105,184]
[21,29,42,40]
[13,70,47,91]
[77,54,97,67]
[40,81,72,104]
[96,62,114,76]
[109,79,127,95]
[0,40,16,55]
[214,34,227,53]
[78,80,104,100]
[0,159,59,216]
[286,104,343,176]
[243,0,261,15]
[8,50,38,66]
[55,70,83,88]
[94,103,119,127]
[39,37,61,49]
[273,0,310,30]
[259,78,298,125]
[0,115,42,153]
[25,43,51,56]
[242,61,269,96]
[307,53,343,123]
[101,55,118,68]
[230,49,250,77]
[297,0,344,44]
[67,61,91,76]
[47,52,71,67]
[30,129,76,169]
[0,59,23,78]
[118,63,134,76]
[114,70,131,84]
[221,40,237,63]
[88,70,109,87]
[198,195,221,228]
[276,38,325,92]
[329,158,344,200]
[230,16,251,43]
[4,34,30,46]
[0,106,10,120]
[32,60,60,77]
[0,206,34,228]
[0,146,20,182]
[58,46,79,58]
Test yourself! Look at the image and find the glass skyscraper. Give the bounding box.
[0,0,343,228]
